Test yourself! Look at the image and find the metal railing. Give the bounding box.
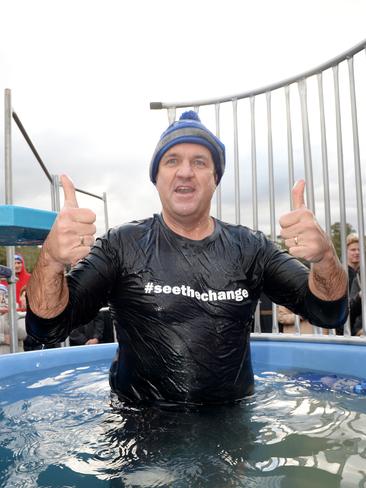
[151,39,366,337]
[2,88,110,352]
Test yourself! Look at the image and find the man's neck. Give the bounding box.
[161,212,215,241]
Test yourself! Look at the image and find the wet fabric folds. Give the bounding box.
[26,214,348,405]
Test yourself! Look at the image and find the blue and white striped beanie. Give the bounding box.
[150,111,226,184]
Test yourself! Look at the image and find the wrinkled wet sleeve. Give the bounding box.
[26,230,120,344]
[261,238,348,328]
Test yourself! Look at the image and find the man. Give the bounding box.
[26,111,348,406]
[346,233,360,290]
[346,233,363,336]
[0,254,30,311]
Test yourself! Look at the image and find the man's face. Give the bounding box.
[14,259,23,274]
[155,143,216,222]
[347,242,360,268]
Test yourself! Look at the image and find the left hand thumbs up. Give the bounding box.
[279,179,331,263]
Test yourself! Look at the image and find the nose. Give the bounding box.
[176,160,194,178]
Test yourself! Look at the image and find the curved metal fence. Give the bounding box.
[151,39,366,336]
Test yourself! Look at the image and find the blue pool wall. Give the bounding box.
[0,339,365,381]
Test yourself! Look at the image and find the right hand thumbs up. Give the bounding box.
[43,174,97,270]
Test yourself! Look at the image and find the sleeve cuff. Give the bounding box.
[304,288,348,328]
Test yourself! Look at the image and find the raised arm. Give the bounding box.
[279,180,347,301]
[26,175,97,318]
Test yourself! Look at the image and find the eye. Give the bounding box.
[164,158,178,167]
[193,159,207,168]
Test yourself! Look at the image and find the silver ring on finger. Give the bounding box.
[294,236,298,246]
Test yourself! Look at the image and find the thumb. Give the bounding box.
[292,179,306,210]
[60,174,79,209]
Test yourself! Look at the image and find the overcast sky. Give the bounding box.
[1,0,365,236]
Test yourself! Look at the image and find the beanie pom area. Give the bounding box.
[179,110,201,122]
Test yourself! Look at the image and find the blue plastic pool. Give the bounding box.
[1,339,366,487]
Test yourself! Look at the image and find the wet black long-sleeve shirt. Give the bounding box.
[26,215,348,405]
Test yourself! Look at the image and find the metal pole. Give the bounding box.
[348,56,366,334]
[266,92,278,333]
[167,107,176,125]
[51,174,61,212]
[250,97,261,332]
[298,79,315,213]
[50,174,66,346]
[250,96,258,231]
[150,38,366,111]
[333,65,350,336]
[285,86,295,208]
[285,86,302,334]
[250,97,262,332]
[266,92,276,242]
[4,89,18,353]
[103,192,109,232]
[232,99,240,225]
[214,103,222,220]
[317,73,331,236]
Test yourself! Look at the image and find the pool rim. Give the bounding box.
[1,336,365,381]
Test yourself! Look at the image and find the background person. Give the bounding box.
[0,284,26,354]
[69,309,114,346]
[349,274,363,336]
[0,254,31,311]
[346,233,360,291]
[26,111,348,407]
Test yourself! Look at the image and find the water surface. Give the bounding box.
[1,360,366,487]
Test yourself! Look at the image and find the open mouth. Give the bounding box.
[175,186,195,194]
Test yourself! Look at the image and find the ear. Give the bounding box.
[215,170,219,186]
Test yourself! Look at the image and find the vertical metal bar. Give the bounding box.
[298,79,315,213]
[4,90,13,205]
[250,96,258,230]
[250,96,261,333]
[250,95,262,333]
[348,56,366,335]
[103,192,109,232]
[266,92,278,333]
[333,64,350,336]
[167,107,176,125]
[285,86,302,335]
[299,80,327,335]
[51,175,61,212]
[285,86,295,209]
[214,103,222,220]
[317,73,331,236]
[254,305,261,333]
[50,176,58,211]
[232,99,240,224]
[266,92,276,241]
[4,89,18,353]
[50,177,64,346]
[5,246,17,353]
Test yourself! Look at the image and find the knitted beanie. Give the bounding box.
[150,111,226,184]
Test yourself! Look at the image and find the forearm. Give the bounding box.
[309,248,348,301]
[26,247,69,319]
